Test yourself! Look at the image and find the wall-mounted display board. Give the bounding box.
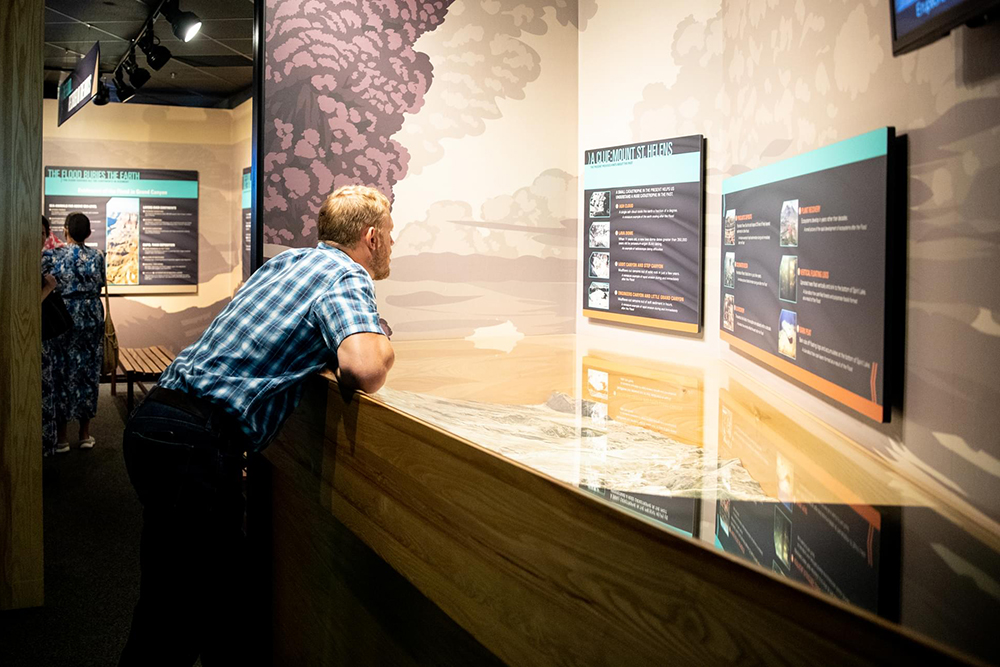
[891,0,1000,55]
[241,166,252,283]
[719,128,894,422]
[57,42,99,127]
[582,135,705,333]
[44,166,199,294]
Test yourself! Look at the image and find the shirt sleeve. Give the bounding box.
[310,269,384,352]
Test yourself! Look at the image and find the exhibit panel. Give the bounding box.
[719,129,894,422]
[44,166,200,294]
[582,136,705,333]
[241,166,251,283]
[258,335,999,665]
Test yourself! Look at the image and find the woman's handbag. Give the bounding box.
[41,284,73,341]
[101,280,119,376]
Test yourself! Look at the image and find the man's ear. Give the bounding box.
[364,225,377,248]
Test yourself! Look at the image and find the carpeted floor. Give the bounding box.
[2,385,142,666]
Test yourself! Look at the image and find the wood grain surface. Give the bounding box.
[263,374,977,666]
[0,0,44,611]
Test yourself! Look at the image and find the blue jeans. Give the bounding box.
[119,392,248,666]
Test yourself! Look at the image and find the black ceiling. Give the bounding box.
[44,0,254,109]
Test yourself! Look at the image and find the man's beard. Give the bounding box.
[371,243,391,280]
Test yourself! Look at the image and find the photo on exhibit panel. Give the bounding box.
[589,190,611,218]
[778,309,797,359]
[587,368,609,395]
[779,255,798,303]
[723,293,735,332]
[724,209,737,246]
[106,197,140,285]
[588,282,610,310]
[780,199,799,247]
[589,252,610,279]
[773,507,792,568]
[724,252,736,289]
[589,221,610,248]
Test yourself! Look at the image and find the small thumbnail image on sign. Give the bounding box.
[724,209,737,246]
[587,368,609,396]
[779,255,798,303]
[724,252,736,289]
[588,282,610,310]
[589,221,610,248]
[722,293,735,332]
[589,190,611,218]
[780,199,799,247]
[589,252,610,279]
[778,309,797,359]
[773,506,792,568]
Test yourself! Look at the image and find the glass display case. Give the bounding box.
[373,334,999,664]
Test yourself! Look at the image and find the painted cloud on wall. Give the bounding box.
[264,0,454,247]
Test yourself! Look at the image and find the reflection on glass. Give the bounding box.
[376,336,1000,663]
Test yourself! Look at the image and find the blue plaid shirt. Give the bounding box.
[159,244,384,450]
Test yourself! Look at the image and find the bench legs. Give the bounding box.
[127,375,135,415]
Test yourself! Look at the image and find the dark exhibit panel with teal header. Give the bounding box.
[44,167,199,294]
[242,166,252,283]
[719,129,893,422]
[582,135,705,334]
[57,42,99,127]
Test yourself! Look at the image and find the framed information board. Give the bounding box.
[719,128,894,422]
[44,166,199,294]
[582,135,705,333]
[241,166,252,282]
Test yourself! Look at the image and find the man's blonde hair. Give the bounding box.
[317,185,391,246]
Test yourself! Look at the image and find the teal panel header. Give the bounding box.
[722,128,889,195]
[45,175,198,199]
[584,151,702,191]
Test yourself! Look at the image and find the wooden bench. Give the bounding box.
[116,346,175,414]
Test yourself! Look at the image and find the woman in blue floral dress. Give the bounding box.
[41,217,59,456]
[43,212,106,451]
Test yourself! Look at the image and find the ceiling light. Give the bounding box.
[123,51,151,89]
[113,69,137,103]
[138,30,171,71]
[163,2,202,42]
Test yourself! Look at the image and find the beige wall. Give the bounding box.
[42,98,252,353]
[577,1,1000,525]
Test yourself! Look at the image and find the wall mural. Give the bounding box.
[264,0,586,340]
[264,0,454,246]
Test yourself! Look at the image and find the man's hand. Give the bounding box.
[335,332,394,398]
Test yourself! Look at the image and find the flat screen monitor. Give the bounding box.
[891,0,1000,55]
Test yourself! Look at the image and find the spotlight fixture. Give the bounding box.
[162,1,202,43]
[138,29,172,71]
[93,79,110,106]
[123,51,152,89]
[113,68,137,103]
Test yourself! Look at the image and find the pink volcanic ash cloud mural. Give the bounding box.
[264,0,454,246]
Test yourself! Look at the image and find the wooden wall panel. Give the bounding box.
[0,0,44,611]
[262,386,503,666]
[263,375,975,665]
